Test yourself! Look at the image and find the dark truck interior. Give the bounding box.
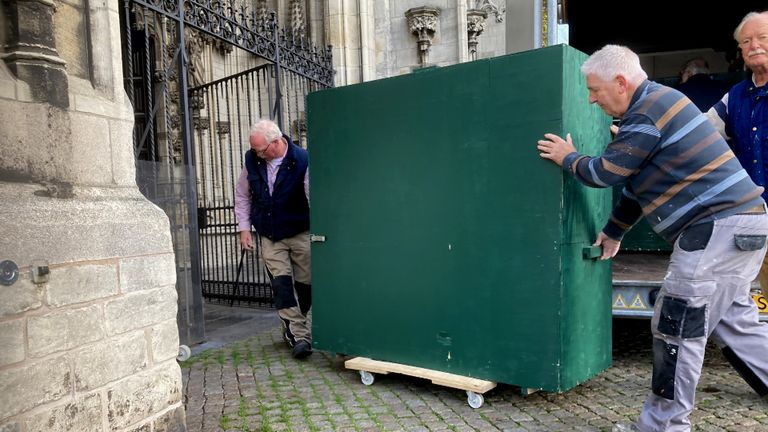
[566,0,766,82]
[564,1,768,317]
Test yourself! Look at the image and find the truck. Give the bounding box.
[611,208,768,321]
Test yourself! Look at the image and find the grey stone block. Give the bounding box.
[106,361,182,430]
[0,277,42,318]
[0,356,71,419]
[0,183,173,266]
[151,319,181,363]
[46,263,118,307]
[24,393,102,432]
[28,304,105,357]
[120,255,176,293]
[104,287,177,335]
[154,406,187,432]
[0,319,25,366]
[72,331,147,391]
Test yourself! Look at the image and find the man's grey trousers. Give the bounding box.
[638,211,768,432]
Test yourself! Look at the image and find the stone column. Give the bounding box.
[358,0,375,82]
[405,6,440,67]
[456,0,469,63]
[0,0,186,430]
[324,0,362,85]
[2,0,69,107]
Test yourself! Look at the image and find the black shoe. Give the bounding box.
[292,340,313,359]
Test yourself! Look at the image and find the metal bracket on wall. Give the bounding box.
[0,260,19,286]
[30,260,50,284]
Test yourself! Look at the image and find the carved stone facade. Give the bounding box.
[467,9,488,61]
[405,6,441,67]
[0,0,543,428]
[0,0,185,431]
[3,0,69,107]
[290,0,306,36]
[125,1,511,91]
[324,0,508,86]
[475,0,505,23]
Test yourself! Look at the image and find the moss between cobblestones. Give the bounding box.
[181,323,768,432]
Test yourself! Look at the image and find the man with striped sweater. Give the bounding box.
[538,45,768,432]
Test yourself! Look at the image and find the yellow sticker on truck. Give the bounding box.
[629,294,646,309]
[753,294,768,312]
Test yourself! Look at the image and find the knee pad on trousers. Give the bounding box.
[294,282,312,316]
[271,275,298,310]
[722,345,768,396]
[652,338,678,400]
[657,296,706,339]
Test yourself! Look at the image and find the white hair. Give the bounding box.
[682,57,710,76]
[580,45,648,86]
[734,11,768,41]
[249,119,282,142]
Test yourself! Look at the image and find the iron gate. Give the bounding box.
[191,64,328,306]
[120,0,333,343]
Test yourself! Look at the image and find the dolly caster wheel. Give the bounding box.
[177,345,191,361]
[359,370,375,386]
[467,391,484,409]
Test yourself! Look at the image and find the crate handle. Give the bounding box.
[582,245,602,259]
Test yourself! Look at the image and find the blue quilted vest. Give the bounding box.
[244,136,310,241]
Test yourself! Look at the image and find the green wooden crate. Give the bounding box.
[307,45,612,392]
[613,187,672,252]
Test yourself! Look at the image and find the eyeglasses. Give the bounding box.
[255,139,274,157]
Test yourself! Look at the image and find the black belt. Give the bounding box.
[738,204,767,215]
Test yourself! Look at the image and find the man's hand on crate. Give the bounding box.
[594,231,621,260]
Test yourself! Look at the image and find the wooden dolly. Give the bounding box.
[344,357,497,408]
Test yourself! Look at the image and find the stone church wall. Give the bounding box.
[0,0,186,429]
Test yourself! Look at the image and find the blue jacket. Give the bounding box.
[244,136,309,241]
[722,79,768,201]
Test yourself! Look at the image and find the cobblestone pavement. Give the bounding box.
[182,318,768,432]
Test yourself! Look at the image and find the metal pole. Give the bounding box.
[176,0,204,338]
[271,11,284,130]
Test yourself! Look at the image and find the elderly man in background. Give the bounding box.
[676,57,729,111]
[235,118,313,359]
[708,11,768,300]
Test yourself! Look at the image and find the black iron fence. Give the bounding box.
[120,0,333,340]
[191,65,274,307]
[190,62,328,306]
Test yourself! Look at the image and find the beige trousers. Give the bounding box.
[260,231,312,343]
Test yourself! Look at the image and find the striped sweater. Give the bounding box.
[562,80,764,243]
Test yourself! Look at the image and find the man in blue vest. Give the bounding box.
[708,11,768,300]
[235,118,312,359]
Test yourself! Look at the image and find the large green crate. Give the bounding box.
[613,187,671,252]
[307,45,612,392]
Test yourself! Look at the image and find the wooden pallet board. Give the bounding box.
[345,357,497,394]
